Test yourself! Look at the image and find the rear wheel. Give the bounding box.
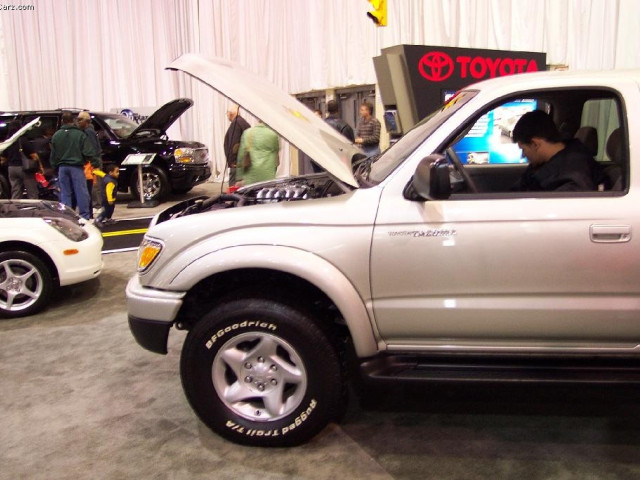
[129,166,169,202]
[180,297,345,447]
[0,251,53,318]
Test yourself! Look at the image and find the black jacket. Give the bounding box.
[325,115,355,143]
[223,116,251,167]
[514,139,606,192]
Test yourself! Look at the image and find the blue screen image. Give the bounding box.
[454,100,537,164]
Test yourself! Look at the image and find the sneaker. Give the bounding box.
[104,218,117,225]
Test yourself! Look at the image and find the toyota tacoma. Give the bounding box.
[127,54,636,447]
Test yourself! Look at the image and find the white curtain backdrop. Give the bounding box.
[1,0,640,179]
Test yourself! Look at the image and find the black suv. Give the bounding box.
[0,98,211,201]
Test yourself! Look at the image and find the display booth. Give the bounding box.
[374,45,547,136]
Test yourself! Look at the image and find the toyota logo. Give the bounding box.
[120,109,135,119]
[418,52,454,82]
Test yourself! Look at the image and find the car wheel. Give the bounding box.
[180,297,345,447]
[130,166,169,202]
[0,174,9,199]
[0,251,53,318]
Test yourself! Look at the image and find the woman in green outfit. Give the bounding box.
[236,122,280,186]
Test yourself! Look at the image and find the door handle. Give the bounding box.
[590,225,631,243]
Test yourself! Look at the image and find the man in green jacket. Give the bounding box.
[50,111,98,219]
[236,122,280,186]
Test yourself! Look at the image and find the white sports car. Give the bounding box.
[0,200,103,318]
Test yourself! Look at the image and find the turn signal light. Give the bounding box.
[137,239,163,271]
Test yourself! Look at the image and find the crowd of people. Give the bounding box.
[2,97,384,219]
[223,99,381,189]
[0,111,115,226]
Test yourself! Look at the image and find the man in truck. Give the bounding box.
[511,110,606,192]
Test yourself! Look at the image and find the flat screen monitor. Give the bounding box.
[383,110,401,135]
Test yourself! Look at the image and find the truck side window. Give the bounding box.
[448,91,626,195]
[581,98,625,191]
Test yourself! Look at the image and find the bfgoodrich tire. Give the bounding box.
[180,298,345,447]
[0,250,53,318]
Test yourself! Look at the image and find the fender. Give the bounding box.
[170,244,379,357]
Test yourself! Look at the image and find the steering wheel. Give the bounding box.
[446,147,479,193]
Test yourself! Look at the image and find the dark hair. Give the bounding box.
[361,101,373,115]
[327,100,339,114]
[104,162,118,174]
[61,112,75,124]
[512,110,562,144]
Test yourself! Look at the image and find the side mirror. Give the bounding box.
[404,154,452,201]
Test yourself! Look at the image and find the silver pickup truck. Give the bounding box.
[127,54,637,447]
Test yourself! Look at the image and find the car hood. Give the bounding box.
[0,199,81,221]
[128,98,193,138]
[167,53,360,188]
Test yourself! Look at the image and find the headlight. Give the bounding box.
[137,238,163,272]
[175,148,195,163]
[44,217,88,242]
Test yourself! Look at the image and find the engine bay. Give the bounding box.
[155,173,347,224]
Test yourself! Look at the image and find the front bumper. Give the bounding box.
[168,164,211,190]
[55,223,104,286]
[129,316,172,354]
[126,275,186,354]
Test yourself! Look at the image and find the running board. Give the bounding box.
[358,354,640,385]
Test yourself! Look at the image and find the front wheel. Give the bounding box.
[129,166,169,202]
[0,251,53,318]
[180,298,345,447]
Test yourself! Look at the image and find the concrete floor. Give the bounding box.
[3,187,640,479]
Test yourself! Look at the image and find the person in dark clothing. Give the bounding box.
[95,164,119,228]
[511,110,605,192]
[325,100,355,142]
[0,120,41,199]
[50,112,98,219]
[223,105,251,187]
[78,111,103,216]
[355,100,381,156]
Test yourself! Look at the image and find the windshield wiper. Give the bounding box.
[353,153,381,187]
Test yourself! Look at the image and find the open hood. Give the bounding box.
[128,98,193,138]
[0,117,40,153]
[167,54,360,188]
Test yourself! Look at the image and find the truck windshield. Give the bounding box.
[368,90,477,183]
[100,114,140,139]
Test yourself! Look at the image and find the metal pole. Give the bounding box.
[138,164,144,204]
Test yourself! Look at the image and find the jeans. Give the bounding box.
[8,165,38,199]
[58,165,91,219]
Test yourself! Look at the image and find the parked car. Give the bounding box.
[0,99,211,202]
[127,54,634,447]
[0,199,103,317]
